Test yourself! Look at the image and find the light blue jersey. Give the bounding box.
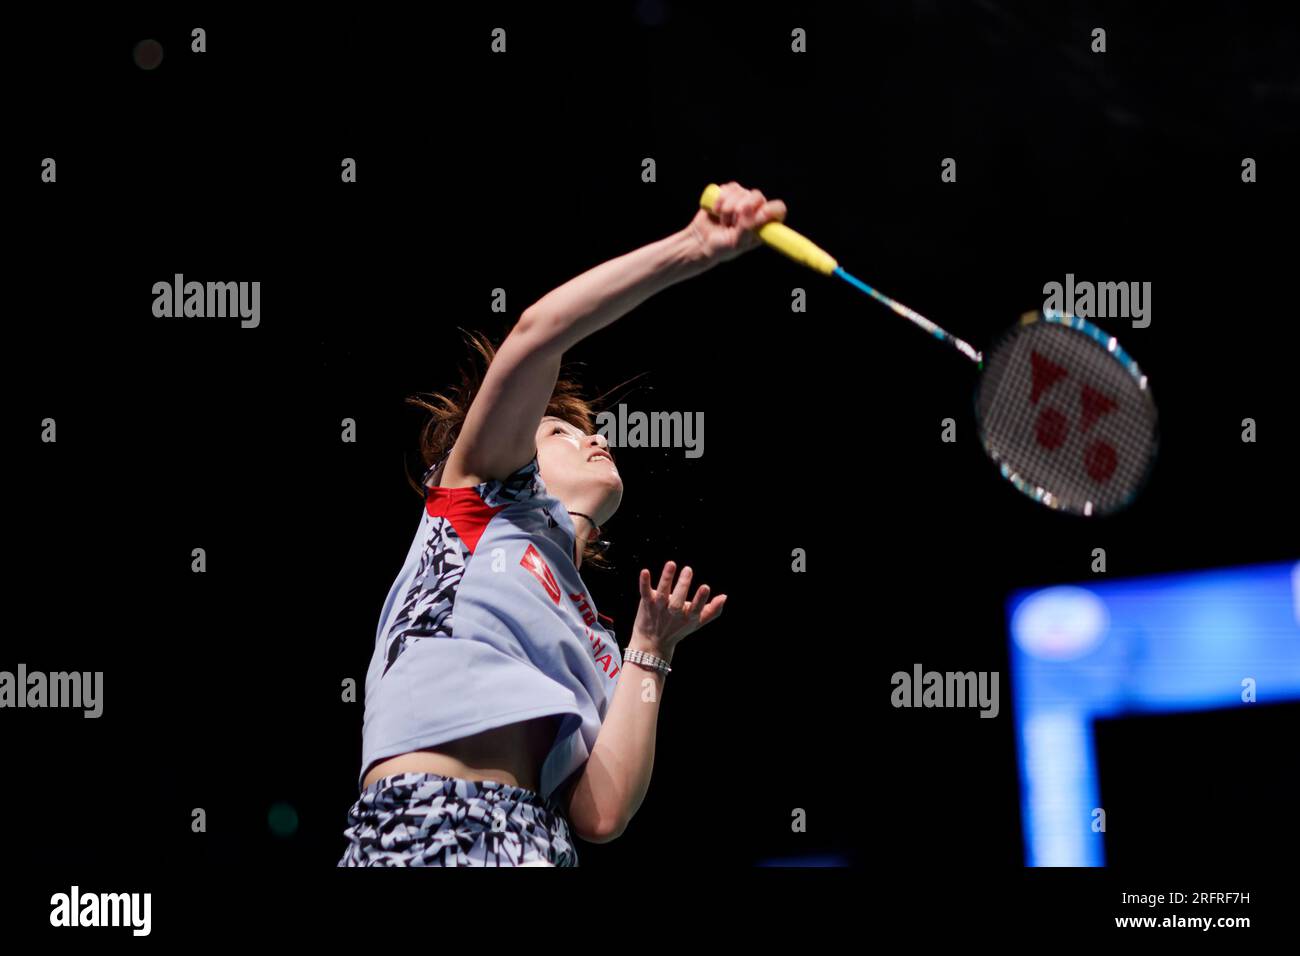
[359,453,622,803]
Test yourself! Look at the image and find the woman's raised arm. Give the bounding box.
[444,183,784,485]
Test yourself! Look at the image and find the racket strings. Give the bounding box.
[977,321,1157,514]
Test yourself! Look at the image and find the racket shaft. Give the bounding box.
[834,267,983,364]
[697,184,981,363]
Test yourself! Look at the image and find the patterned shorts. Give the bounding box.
[337,771,579,867]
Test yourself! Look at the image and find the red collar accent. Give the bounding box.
[598,611,615,626]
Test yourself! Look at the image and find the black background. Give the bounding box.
[7,1,1297,939]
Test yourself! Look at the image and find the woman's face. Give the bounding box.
[535,415,623,526]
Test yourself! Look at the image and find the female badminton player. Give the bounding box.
[338,182,786,866]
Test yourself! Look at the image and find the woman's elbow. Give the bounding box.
[513,309,547,346]
[575,810,627,845]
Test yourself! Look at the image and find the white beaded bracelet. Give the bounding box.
[624,647,672,675]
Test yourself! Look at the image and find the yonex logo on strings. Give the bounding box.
[1029,350,1120,483]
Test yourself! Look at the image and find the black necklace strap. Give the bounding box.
[567,510,598,530]
[567,511,612,557]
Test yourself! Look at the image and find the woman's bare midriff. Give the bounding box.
[362,715,564,794]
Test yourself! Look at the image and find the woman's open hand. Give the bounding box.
[686,182,786,265]
[631,560,727,657]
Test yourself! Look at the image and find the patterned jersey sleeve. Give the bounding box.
[423,452,545,506]
[473,454,545,509]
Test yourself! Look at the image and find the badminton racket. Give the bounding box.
[699,183,1159,516]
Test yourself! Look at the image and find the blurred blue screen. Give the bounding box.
[1007,560,1300,866]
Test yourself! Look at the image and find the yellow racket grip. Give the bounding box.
[698,183,838,275]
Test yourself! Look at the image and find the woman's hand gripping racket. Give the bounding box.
[699,183,1159,516]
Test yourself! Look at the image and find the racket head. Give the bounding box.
[974,308,1159,516]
